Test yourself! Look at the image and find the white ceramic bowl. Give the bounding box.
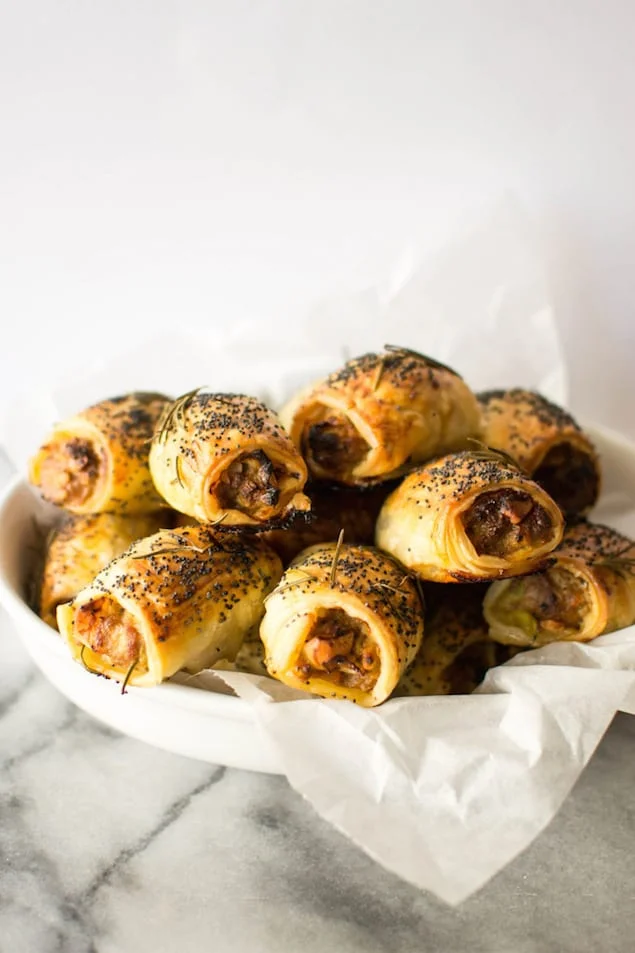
[2,423,634,773]
[0,478,282,774]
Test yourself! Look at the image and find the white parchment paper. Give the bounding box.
[3,199,634,905]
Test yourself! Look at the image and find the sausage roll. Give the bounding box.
[56,525,283,688]
[262,481,393,565]
[39,511,168,629]
[375,450,564,582]
[484,520,635,647]
[478,389,600,516]
[280,347,482,485]
[29,392,170,514]
[396,585,515,696]
[260,542,424,706]
[149,391,310,528]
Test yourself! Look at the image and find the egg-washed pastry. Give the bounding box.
[396,585,515,696]
[375,450,564,582]
[56,525,283,688]
[149,391,310,528]
[484,520,635,647]
[280,346,482,486]
[29,392,170,514]
[39,511,168,629]
[261,481,394,565]
[478,389,600,516]
[260,541,424,707]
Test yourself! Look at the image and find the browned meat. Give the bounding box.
[534,443,599,516]
[38,438,101,507]
[215,451,281,519]
[298,608,379,691]
[462,489,553,557]
[303,414,369,479]
[518,568,587,632]
[75,597,144,668]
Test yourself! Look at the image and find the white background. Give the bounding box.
[2,1,634,435]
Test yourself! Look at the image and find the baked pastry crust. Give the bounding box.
[376,451,564,582]
[29,392,169,514]
[57,524,282,687]
[150,391,310,527]
[478,389,600,516]
[39,511,167,629]
[281,348,482,485]
[260,542,424,706]
[484,520,635,647]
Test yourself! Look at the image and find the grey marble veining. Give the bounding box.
[1,612,635,953]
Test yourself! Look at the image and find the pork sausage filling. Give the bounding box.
[38,438,101,507]
[492,567,590,641]
[215,450,284,519]
[462,489,553,558]
[296,608,379,691]
[75,596,147,671]
[533,442,599,515]
[302,411,369,480]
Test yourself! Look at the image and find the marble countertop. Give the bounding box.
[2,613,635,953]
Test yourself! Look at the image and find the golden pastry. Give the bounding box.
[478,389,600,516]
[484,520,635,647]
[375,450,564,582]
[39,511,168,629]
[29,392,169,514]
[149,391,310,528]
[260,541,424,706]
[56,524,282,687]
[281,346,481,485]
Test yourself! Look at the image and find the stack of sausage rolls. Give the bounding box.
[29,347,635,707]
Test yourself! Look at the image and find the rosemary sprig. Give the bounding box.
[410,572,426,613]
[329,529,345,588]
[596,555,635,576]
[209,513,228,528]
[121,659,138,695]
[79,644,102,676]
[175,455,184,488]
[383,344,462,379]
[375,581,406,597]
[264,568,317,602]
[155,387,200,444]
[130,542,207,560]
[371,355,386,392]
[371,582,410,625]
[466,438,522,471]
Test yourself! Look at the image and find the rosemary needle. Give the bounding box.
[383,344,462,379]
[329,529,345,588]
[371,355,386,392]
[121,659,138,695]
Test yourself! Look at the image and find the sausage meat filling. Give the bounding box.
[492,567,590,642]
[533,442,599,516]
[75,596,147,671]
[38,438,101,507]
[462,489,553,558]
[296,608,379,691]
[302,412,369,480]
[215,450,284,520]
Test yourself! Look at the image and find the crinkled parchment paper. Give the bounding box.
[3,200,634,905]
